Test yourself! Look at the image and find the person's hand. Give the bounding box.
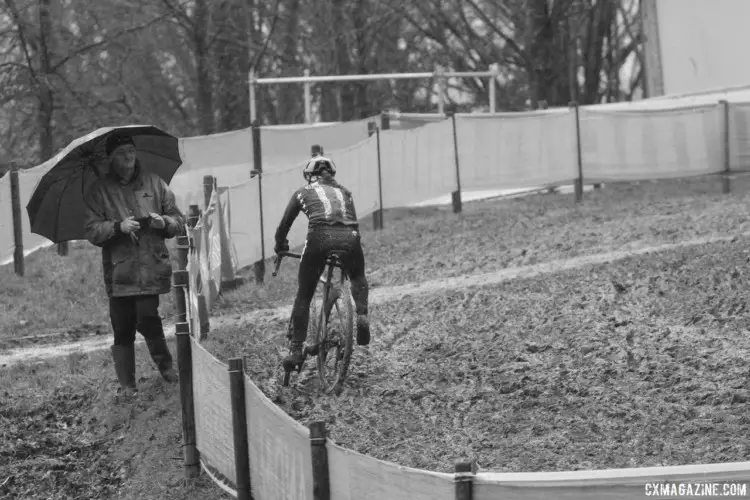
[149,213,166,230]
[274,239,289,254]
[120,216,140,234]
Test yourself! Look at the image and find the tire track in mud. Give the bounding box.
[0,233,740,367]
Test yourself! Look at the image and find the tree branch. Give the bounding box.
[252,0,281,71]
[50,12,170,73]
[160,0,194,31]
[463,0,531,69]
[3,0,38,81]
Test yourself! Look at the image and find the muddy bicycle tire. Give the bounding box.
[315,282,354,394]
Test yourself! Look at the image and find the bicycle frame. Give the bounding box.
[273,250,353,389]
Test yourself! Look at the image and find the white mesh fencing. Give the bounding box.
[456,109,579,190]
[260,117,374,171]
[327,135,381,219]
[580,104,724,181]
[224,177,264,270]
[378,119,457,209]
[5,98,750,268]
[730,102,750,170]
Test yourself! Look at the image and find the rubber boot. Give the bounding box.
[144,336,179,383]
[111,345,138,398]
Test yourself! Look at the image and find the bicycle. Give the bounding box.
[272,250,355,394]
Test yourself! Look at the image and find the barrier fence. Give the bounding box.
[175,175,750,499]
[5,91,750,496]
[6,98,750,275]
[172,99,750,292]
[174,98,750,497]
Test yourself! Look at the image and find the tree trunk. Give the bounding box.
[331,0,354,121]
[526,0,560,106]
[581,0,615,104]
[317,2,339,122]
[37,0,54,162]
[351,0,371,118]
[215,1,249,131]
[194,0,213,134]
[278,0,302,124]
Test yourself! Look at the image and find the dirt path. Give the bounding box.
[0,234,738,367]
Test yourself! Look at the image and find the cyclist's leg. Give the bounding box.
[285,232,325,364]
[347,229,370,345]
[290,257,324,343]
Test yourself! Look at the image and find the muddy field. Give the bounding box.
[204,236,750,474]
[0,342,230,500]
[5,175,750,350]
[4,175,750,498]
[214,175,750,316]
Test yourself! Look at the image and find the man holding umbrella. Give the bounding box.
[83,133,185,398]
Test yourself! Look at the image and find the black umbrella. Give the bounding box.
[26,125,182,243]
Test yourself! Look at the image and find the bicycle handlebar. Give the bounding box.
[272,251,302,277]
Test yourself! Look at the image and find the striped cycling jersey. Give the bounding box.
[275,179,359,245]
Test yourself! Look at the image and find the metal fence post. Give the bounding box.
[309,421,331,500]
[9,164,24,276]
[228,358,251,499]
[173,234,200,478]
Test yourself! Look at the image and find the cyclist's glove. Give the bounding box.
[274,239,289,254]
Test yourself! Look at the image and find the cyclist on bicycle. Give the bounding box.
[274,155,371,367]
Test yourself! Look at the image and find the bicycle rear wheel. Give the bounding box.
[315,281,354,394]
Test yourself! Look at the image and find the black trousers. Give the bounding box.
[109,294,165,346]
[290,225,369,342]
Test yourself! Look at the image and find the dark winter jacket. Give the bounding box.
[83,161,185,297]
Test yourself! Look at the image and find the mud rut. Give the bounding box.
[0,233,739,367]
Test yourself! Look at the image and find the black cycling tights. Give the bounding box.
[289,226,369,343]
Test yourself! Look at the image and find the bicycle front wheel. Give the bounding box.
[315,283,354,394]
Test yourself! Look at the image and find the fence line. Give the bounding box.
[176,186,750,499]
[6,98,750,272]
[167,97,750,498]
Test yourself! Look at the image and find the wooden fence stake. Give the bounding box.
[173,234,200,478]
[569,101,584,204]
[454,461,474,500]
[450,112,463,214]
[367,123,382,230]
[57,241,69,256]
[380,111,390,131]
[720,100,731,194]
[9,164,24,277]
[203,175,215,210]
[374,127,385,230]
[228,358,251,500]
[188,204,209,340]
[252,120,266,284]
[309,421,331,500]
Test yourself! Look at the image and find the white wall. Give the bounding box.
[648,0,750,97]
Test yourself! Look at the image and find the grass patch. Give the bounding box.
[0,241,176,347]
[0,339,230,500]
[203,237,750,473]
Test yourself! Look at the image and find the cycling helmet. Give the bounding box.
[303,156,336,182]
